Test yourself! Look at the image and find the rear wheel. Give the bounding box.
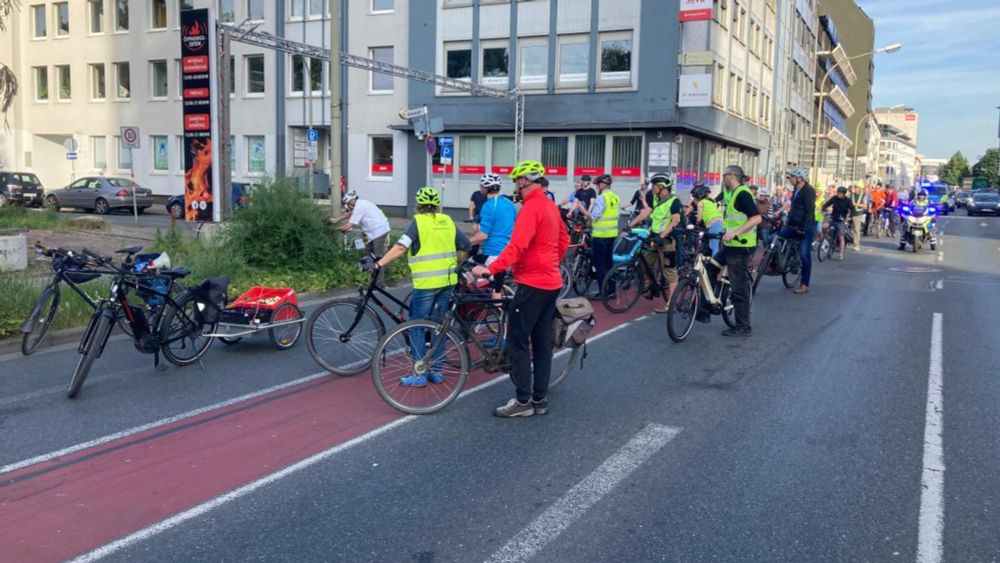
[558,264,572,299]
[752,248,771,295]
[601,263,641,313]
[667,278,699,343]
[158,293,217,366]
[306,298,385,375]
[782,257,802,288]
[68,311,113,398]
[168,202,184,219]
[21,285,61,356]
[268,303,303,350]
[44,195,60,210]
[571,254,592,296]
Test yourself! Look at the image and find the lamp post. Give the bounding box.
[850,113,874,181]
[811,43,901,185]
[995,106,1000,184]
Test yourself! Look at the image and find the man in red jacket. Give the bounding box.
[473,160,569,418]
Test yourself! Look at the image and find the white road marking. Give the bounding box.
[980,222,988,228]
[936,252,943,263]
[62,315,649,562]
[916,313,945,563]
[935,280,943,290]
[486,424,680,563]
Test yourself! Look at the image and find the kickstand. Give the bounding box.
[197,358,206,371]
[154,351,168,372]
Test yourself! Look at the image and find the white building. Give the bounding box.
[877,123,916,188]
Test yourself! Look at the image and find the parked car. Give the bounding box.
[44,177,154,215]
[965,191,1000,216]
[955,191,972,208]
[0,171,45,207]
[166,182,250,219]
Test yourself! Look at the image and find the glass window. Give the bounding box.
[372,0,393,12]
[247,136,266,173]
[116,136,132,169]
[520,44,547,87]
[309,57,323,93]
[92,136,107,169]
[712,63,725,106]
[151,60,168,98]
[177,136,185,172]
[114,62,130,99]
[152,136,169,171]
[247,0,264,21]
[612,136,642,174]
[229,56,235,95]
[446,47,472,81]
[90,64,106,100]
[460,136,486,168]
[542,137,569,171]
[115,0,129,30]
[56,65,71,100]
[370,136,393,177]
[310,0,324,17]
[246,55,265,94]
[370,47,393,92]
[90,1,104,33]
[32,5,47,38]
[290,0,304,18]
[600,38,631,82]
[55,3,69,36]
[575,135,606,171]
[481,46,509,86]
[291,55,307,93]
[34,67,48,101]
[180,0,194,10]
[559,40,588,84]
[150,0,167,29]
[219,0,235,23]
[230,135,236,173]
[492,137,515,173]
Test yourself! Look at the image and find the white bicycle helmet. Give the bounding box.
[756,185,772,198]
[341,190,359,206]
[479,173,503,193]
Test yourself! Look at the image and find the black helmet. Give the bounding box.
[691,184,711,200]
[593,174,613,186]
[837,186,848,194]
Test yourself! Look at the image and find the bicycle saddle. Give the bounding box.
[116,245,143,255]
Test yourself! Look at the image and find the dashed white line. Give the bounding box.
[935,280,944,290]
[936,252,944,263]
[916,313,945,563]
[486,424,681,563]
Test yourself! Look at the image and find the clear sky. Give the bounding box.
[855,0,1000,161]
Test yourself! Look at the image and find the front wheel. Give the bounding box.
[158,292,217,366]
[816,237,828,263]
[666,278,700,343]
[68,311,113,398]
[306,298,386,375]
[268,303,303,350]
[558,264,572,299]
[601,263,641,313]
[782,247,801,288]
[370,319,469,415]
[571,254,592,296]
[94,198,110,215]
[21,285,61,356]
[44,195,60,210]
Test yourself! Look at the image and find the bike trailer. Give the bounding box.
[220,286,298,325]
[552,297,596,349]
[613,228,650,264]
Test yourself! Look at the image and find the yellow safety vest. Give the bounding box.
[723,185,757,248]
[701,199,721,225]
[651,196,678,234]
[593,190,620,239]
[408,213,458,290]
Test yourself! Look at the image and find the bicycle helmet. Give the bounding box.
[509,160,546,181]
[415,186,442,206]
[756,185,772,198]
[342,190,359,206]
[648,173,673,189]
[479,173,503,192]
[593,174,613,186]
[691,183,711,200]
[786,166,808,180]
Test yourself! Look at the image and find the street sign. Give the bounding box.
[425,135,437,156]
[306,128,318,143]
[399,106,428,120]
[439,136,454,165]
[66,151,78,161]
[429,117,444,134]
[120,126,141,149]
[63,138,77,152]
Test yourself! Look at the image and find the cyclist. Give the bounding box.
[779,167,816,294]
[472,160,569,418]
[469,173,517,264]
[822,186,853,261]
[331,191,392,258]
[625,173,681,313]
[691,182,723,255]
[589,174,620,299]
[371,187,471,387]
[623,177,654,222]
[869,183,886,234]
[468,181,489,230]
[849,181,867,251]
[755,185,776,247]
[559,175,596,223]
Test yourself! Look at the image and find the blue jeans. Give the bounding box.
[707,221,724,256]
[408,287,453,372]
[778,226,814,287]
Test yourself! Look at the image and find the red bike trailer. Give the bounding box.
[206,286,304,350]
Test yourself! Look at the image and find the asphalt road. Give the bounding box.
[1,214,998,562]
[51,205,199,233]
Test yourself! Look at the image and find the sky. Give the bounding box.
[855,0,1000,162]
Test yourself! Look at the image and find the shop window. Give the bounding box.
[492,137,515,175]
[574,135,605,176]
[611,136,642,178]
[542,136,568,176]
[459,136,486,175]
[370,135,393,177]
[247,136,266,174]
[152,135,169,171]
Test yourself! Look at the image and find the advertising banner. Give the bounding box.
[678,73,713,107]
[180,8,219,222]
[679,0,713,22]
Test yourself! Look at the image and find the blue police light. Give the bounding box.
[928,207,936,214]
[902,206,911,213]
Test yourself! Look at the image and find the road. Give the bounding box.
[1,213,997,562]
[52,205,199,233]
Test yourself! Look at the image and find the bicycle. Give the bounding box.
[877,207,897,239]
[369,266,583,415]
[600,230,670,314]
[751,229,803,294]
[564,223,596,296]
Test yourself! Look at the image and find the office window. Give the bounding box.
[180,0,194,10]
[230,135,236,173]
[150,0,167,29]
[32,5,47,38]
[90,1,104,33]
[90,64,106,100]
[56,65,71,100]
[114,62,130,99]
[446,45,472,81]
[575,135,606,172]
[370,47,393,92]
[542,136,568,174]
[92,136,107,169]
[492,137,515,172]
[247,136,266,173]
[291,55,307,93]
[714,0,728,29]
[219,0,235,23]
[519,43,547,87]
[712,63,724,106]
[481,46,509,86]
[34,67,48,101]
[459,136,486,173]
[246,55,265,94]
[152,136,169,171]
[290,0,304,17]
[150,60,168,98]
[229,56,236,95]
[612,136,642,174]
[309,57,322,92]
[733,6,746,43]
[558,38,588,84]
[176,136,185,172]
[370,136,393,177]
[115,0,129,30]
[55,3,69,36]
[372,0,393,12]
[728,72,737,110]
[116,136,133,169]
[599,35,632,83]
[310,0,323,17]
[247,0,264,21]
[174,58,182,97]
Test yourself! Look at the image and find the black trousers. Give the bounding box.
[507,285,560,403]
[592,237,615,295]
[707,246,753,330]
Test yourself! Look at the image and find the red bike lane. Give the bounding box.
[0,302,655,562]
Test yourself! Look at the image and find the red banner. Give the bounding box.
[433,164,454,174]
[182,55,209,74]
[459,165,486,175]
[679,0,713,22]
[371,164,393,174]
[184,114,211,131]
[183,87,209,99]
[612,167,641,177]
[492,165,513,175]
[545,166,567,176]
[574,167,604,177]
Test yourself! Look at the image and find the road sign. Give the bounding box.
[66,151,78,161]
[120,126,141,149]
[306,128,318,143]
[399,106,428,120]
[63,138,77,152]
[425,136,437,156]
[439,136,454,165]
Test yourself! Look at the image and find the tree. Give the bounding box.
[939,151,971,186]
[972,148,1000,188]
[0,0,19,128]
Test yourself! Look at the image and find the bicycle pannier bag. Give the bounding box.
[552,297,596,349]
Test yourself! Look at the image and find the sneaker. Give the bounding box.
[399,374,427,387]
[653,306,670,315]
[427,372,445,384]
[721,327,751,337]
[494,398,535,418]
[532,399,548,415]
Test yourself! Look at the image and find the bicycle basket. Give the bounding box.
[136,274,171,307]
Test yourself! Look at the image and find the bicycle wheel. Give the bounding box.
[548,343,583,391]
[22,284,61,356]
[558,264,572,299]
[571,254,592,296]
[720,283,737,329]
[68,311,113,399]
[824,234,835,261]
[667,278,699,343]
[306,298,386,376]
[371,319,469,415]
[782,253,802,288]
[601,263,641,313]
[158,293,216,367]
[268,303,303,350]
[816,236,828,263]
[751,248,771,295]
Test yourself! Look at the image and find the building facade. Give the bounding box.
[877,123,917,188]
[811,13,856,188]
[874,105,919,147]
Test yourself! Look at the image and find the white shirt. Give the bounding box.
[349,199,391,240]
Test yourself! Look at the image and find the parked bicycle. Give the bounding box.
[600,228,670,314]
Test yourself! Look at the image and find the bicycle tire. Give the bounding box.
[751,248,771,294]
[558,264,572,299]
[782,255,801,288]
[370,319,469,415]
[22,284,61,356]
[68,311,112,399]
[548,343,583,391]
[158,292,216,367]
[306,298,386,376]
[721,283,737,329]
[601,263,641,314]
[667,278,699,343]
[571,254,592,296]
[268,303,303,351]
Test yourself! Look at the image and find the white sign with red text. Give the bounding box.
[680,0,713,22]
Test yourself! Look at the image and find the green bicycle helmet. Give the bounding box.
[649,173,673,189]
[509,160,546,181]
[415,186,441,206]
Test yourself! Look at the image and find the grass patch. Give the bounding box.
[0,272,106,339]
[0,207,66,231]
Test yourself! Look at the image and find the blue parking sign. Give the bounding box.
[307,128,318,143]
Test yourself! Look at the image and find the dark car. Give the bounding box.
[966,192,1000,216]
[0,171,45,207]
[955,191,972,208]
[45,176,154,215]
[167,182,250,219]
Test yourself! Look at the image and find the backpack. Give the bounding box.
[552,298,596,349]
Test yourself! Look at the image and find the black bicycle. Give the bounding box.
[752,230,803,294]
[600,232,670,314]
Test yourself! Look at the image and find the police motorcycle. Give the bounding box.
[897,198,937,253]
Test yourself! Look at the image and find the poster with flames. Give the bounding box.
[180,9,219,222]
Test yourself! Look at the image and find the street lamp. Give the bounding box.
[995,106,1000,183]
[850,113,875,181]
[811,43,902,185]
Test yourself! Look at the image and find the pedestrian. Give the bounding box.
[472,160,569,418]
[849,181,867,251]
[780,167,816,294]
[559,175,596,221]
[469,173,517,263]
[331,190,392,258]
[588,174,620,299]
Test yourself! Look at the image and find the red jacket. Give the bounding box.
[488,188,569,290]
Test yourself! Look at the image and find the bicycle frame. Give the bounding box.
[418,280,511,373]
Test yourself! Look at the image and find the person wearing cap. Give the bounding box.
[331,190,392,258]
[472,160,569,418]
[850,181,868,251]
[559,174,596,221]
[780,167,817,293]
[588,174,620,299]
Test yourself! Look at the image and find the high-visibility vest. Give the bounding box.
[723,185,757,248]
[408,213,458,290]
[701,199,721,225]
[651,196,677,234]
[593,190,620,238]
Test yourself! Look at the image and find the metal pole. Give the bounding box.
[995,106,1000,184]
[130,147,138,224]
[330,0,342,219]
[218,30,233,219]
[851,113,872,181]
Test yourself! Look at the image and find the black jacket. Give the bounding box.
[787,183,817,228]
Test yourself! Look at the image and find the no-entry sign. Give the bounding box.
[120,126,140,149]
